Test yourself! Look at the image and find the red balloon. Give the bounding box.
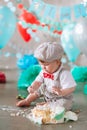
[0,72,6,83]
[54,30,62,35]
[17,4,23,9]
[17,9,40,42]
[19,10,40,25]
[17,23,31,42]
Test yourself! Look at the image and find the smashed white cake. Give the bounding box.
[26,103,78,124]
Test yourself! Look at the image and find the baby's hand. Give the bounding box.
[52,87,61,95]
[27,86,34,93]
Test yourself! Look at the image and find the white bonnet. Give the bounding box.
[34,42,64,62]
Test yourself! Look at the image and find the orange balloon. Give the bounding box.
[17,23,31,42]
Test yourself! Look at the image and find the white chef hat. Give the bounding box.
[34,42,64,62]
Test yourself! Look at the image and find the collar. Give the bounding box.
[43,64,64,80]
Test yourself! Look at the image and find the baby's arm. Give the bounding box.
[27,81,42,93]
[52,86,75,96]
[52,70,76,96]
[60,87,75,96]
[28,70,44,93]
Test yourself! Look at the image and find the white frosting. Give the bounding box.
[26,103,78,124]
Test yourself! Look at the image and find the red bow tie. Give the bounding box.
[43,72,54,80]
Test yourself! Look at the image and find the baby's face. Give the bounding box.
[38,60,61,73]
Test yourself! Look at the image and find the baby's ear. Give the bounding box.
[56,59,60,62]
[56,59,61,64]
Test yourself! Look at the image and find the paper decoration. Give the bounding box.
[61,23,80,62]
[74,4,87,18]
[29,0,45,17]
[73,18,87,56]
[43,4,57,19]
[60,7,71,21]
[16,0,87,41]
[29,0,87,22]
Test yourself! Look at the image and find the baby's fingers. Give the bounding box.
[52,89,59,95]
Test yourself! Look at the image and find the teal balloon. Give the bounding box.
[0,6,16,49]
[73,18,87,56]
[61,23,80,62]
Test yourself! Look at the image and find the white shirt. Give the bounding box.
[34,65,76,99]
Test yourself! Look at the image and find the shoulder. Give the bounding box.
[35,70,44,82]
[60,68,76,83]
[60,69,76,88]
[61,69,71,75]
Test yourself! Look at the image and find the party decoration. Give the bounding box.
[7,0,86,43]
[83,84,87,95]
[25,0,87,39]
[17,8,40,42]
[17,3,23,9]
[75,53,87,66]
[54,30,62,35]
[17,54,39,69]
[17,65,41,98]
[61,23,80,62]
[17,23,31,42]
[4,0,16,12]
[71,66,87,82]
[0,6,16,49]
[29,0,87,24]
[60,7,71,21]
[0,72,6,83]
[73,18,87,56]
[19,9,40,25]
[74,4,87,18]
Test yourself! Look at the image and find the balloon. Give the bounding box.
[17,54,39,69]
[17,23,31,42]
[71,66,87,82]
[61,23,80,62]
[0,6,16,49]
[73,18,87,56]
[54,30,62,35]
[17,9,40,42]
[83,84,87,95]
[0,72,6,83]
[17,4,23,9]
[19,10,40,25]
